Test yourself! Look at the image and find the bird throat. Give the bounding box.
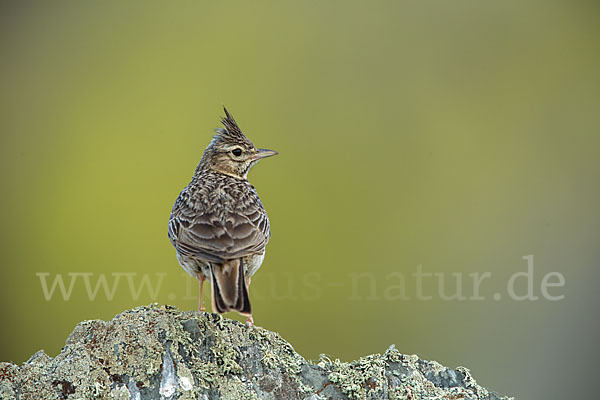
[210,162,248,181]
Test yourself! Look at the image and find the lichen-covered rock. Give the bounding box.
[0,304,512,400]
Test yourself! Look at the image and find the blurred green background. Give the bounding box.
[1,1,599,398]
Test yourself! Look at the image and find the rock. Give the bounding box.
[0,304,512,399]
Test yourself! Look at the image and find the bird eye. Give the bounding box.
[231,148,242,157]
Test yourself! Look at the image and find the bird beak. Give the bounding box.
[252,148,278,160]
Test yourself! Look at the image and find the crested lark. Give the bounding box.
[168,108,277,325]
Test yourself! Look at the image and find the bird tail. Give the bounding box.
[210,259,252,316]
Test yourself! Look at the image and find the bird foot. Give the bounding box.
[245,315,254,327]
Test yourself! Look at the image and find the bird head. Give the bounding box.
[200,107,278,180]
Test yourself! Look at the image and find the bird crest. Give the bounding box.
[213,107,250,144]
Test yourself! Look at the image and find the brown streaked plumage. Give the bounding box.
[168,107,277,325]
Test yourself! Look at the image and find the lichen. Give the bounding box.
[318,353,387,399]
[209,331,243,375]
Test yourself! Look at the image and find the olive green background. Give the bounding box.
[1,1,599,399]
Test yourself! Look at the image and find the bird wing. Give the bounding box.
[168,197,270,263]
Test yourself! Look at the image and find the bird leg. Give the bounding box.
[196,272,206,312]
